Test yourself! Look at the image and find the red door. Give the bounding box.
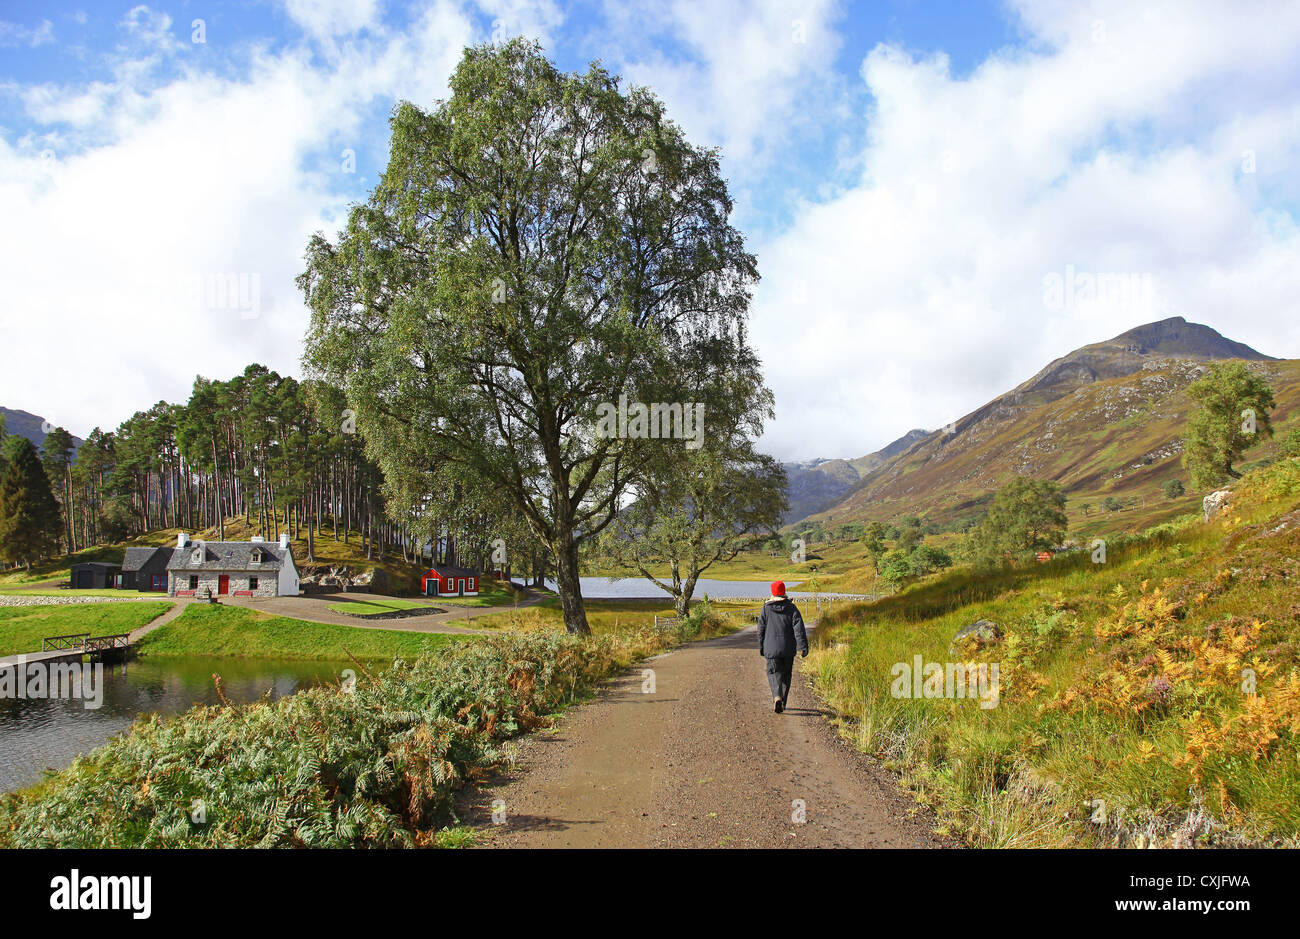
[218,575,230,595]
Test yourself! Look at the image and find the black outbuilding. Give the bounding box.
[69,561,122,589]
[121,546,173,591]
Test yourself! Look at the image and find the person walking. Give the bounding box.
[757,580,808,713]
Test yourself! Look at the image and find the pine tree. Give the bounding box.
[0,436,63,571]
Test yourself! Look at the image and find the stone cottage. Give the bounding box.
[166,532,300,598]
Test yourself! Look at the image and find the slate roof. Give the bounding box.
[121,546,173,573]
[425,565,479,578]
[70,561,121,571]
[166,542,288,572]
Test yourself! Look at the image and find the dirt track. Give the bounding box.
[459,623,950,848]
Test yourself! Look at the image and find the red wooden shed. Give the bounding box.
[421,565,480,597]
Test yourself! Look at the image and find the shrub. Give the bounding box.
[0,631,671,847]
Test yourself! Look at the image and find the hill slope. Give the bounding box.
[782,429,928,524]
[801,318,1294,533]
[0,407,84,453]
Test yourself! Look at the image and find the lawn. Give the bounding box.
[327,596,437,616]
[136,603,465,660]
[424,581,530,607]
[0,602,174,656]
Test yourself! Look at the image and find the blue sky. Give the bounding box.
[2,1,1299,460]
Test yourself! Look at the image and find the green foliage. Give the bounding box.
[879,550,912,587]
[1182,361,1276,488]
[808,456,1300,848]
[0,437,63,570]
[602,420,786,616]
[973,477,1068,556]
[908,544,954,577]
[1279,428,1300,458]
[1163,478,1185,499]
[300,40,759,635]
[0,630,670,847]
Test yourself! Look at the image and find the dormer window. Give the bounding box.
[251,549,263,564]
[191,548,203,563]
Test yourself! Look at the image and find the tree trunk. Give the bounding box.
[552,536,590,635]
[675,571,699,618]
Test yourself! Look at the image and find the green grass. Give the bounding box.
[471,596,758,638]
[0,628,698,847]
[136,603,465,661]
[326,596,437,616]
[423,581,529,607]
[0,602,174,656]
[806,457,1300,848]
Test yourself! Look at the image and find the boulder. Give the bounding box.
[950,619,1003,654]
[1203,488,1233,522]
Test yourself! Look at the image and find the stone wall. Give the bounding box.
[169,571,281,598]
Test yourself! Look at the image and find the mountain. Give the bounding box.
[781,429,928,523]
[793,317,1295,531]
[0,407,84,454]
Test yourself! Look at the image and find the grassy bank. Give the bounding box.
[471,596,757,637]
[0,602,173,657]
[326,596,435,617]
[136,604,464,661]
[0,623,702,847]
[425,581,529,607]
[805,457,1300,848]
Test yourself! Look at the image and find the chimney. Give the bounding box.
[279,532,290,551]
[177,532,190,549]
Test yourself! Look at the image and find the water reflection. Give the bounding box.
[0,656,342,793]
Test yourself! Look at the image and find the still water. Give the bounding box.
[546,576,825,599]
[0,657,343,793]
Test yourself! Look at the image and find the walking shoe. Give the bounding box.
[774,697,783,713]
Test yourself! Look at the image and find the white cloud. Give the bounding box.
[480,0,565,51]
[0,17,54,48]
[604,0,846,171]
[747,0,1300,460]
[4,0,1300,470]
[0,1,476,436]
[282,0,384,40]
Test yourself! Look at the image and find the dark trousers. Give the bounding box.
[766,655,794,704]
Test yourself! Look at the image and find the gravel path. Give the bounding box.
[0,594,167,607]
[458,623,951,849]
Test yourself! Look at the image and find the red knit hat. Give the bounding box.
[771,580,786,597]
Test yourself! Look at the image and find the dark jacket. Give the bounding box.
[758,597,808,659]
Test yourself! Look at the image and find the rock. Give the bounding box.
[950,619,1003,653]
[1203,488,1233,522]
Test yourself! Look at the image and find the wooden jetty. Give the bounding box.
[0,632,132,673]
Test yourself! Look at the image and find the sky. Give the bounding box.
[2,0,1299,461]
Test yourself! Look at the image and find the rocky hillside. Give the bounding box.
[798,318,1296,533]
[0,407,83,453]
[782,428,928,523]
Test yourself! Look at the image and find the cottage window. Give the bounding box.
[249,577,259,591]
[189,575,199,590]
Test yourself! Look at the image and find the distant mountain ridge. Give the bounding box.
[781,428,929,523]
[786,317,1292,530]
[0,407,84,454]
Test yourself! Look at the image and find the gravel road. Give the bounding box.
[459,623,951,848]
